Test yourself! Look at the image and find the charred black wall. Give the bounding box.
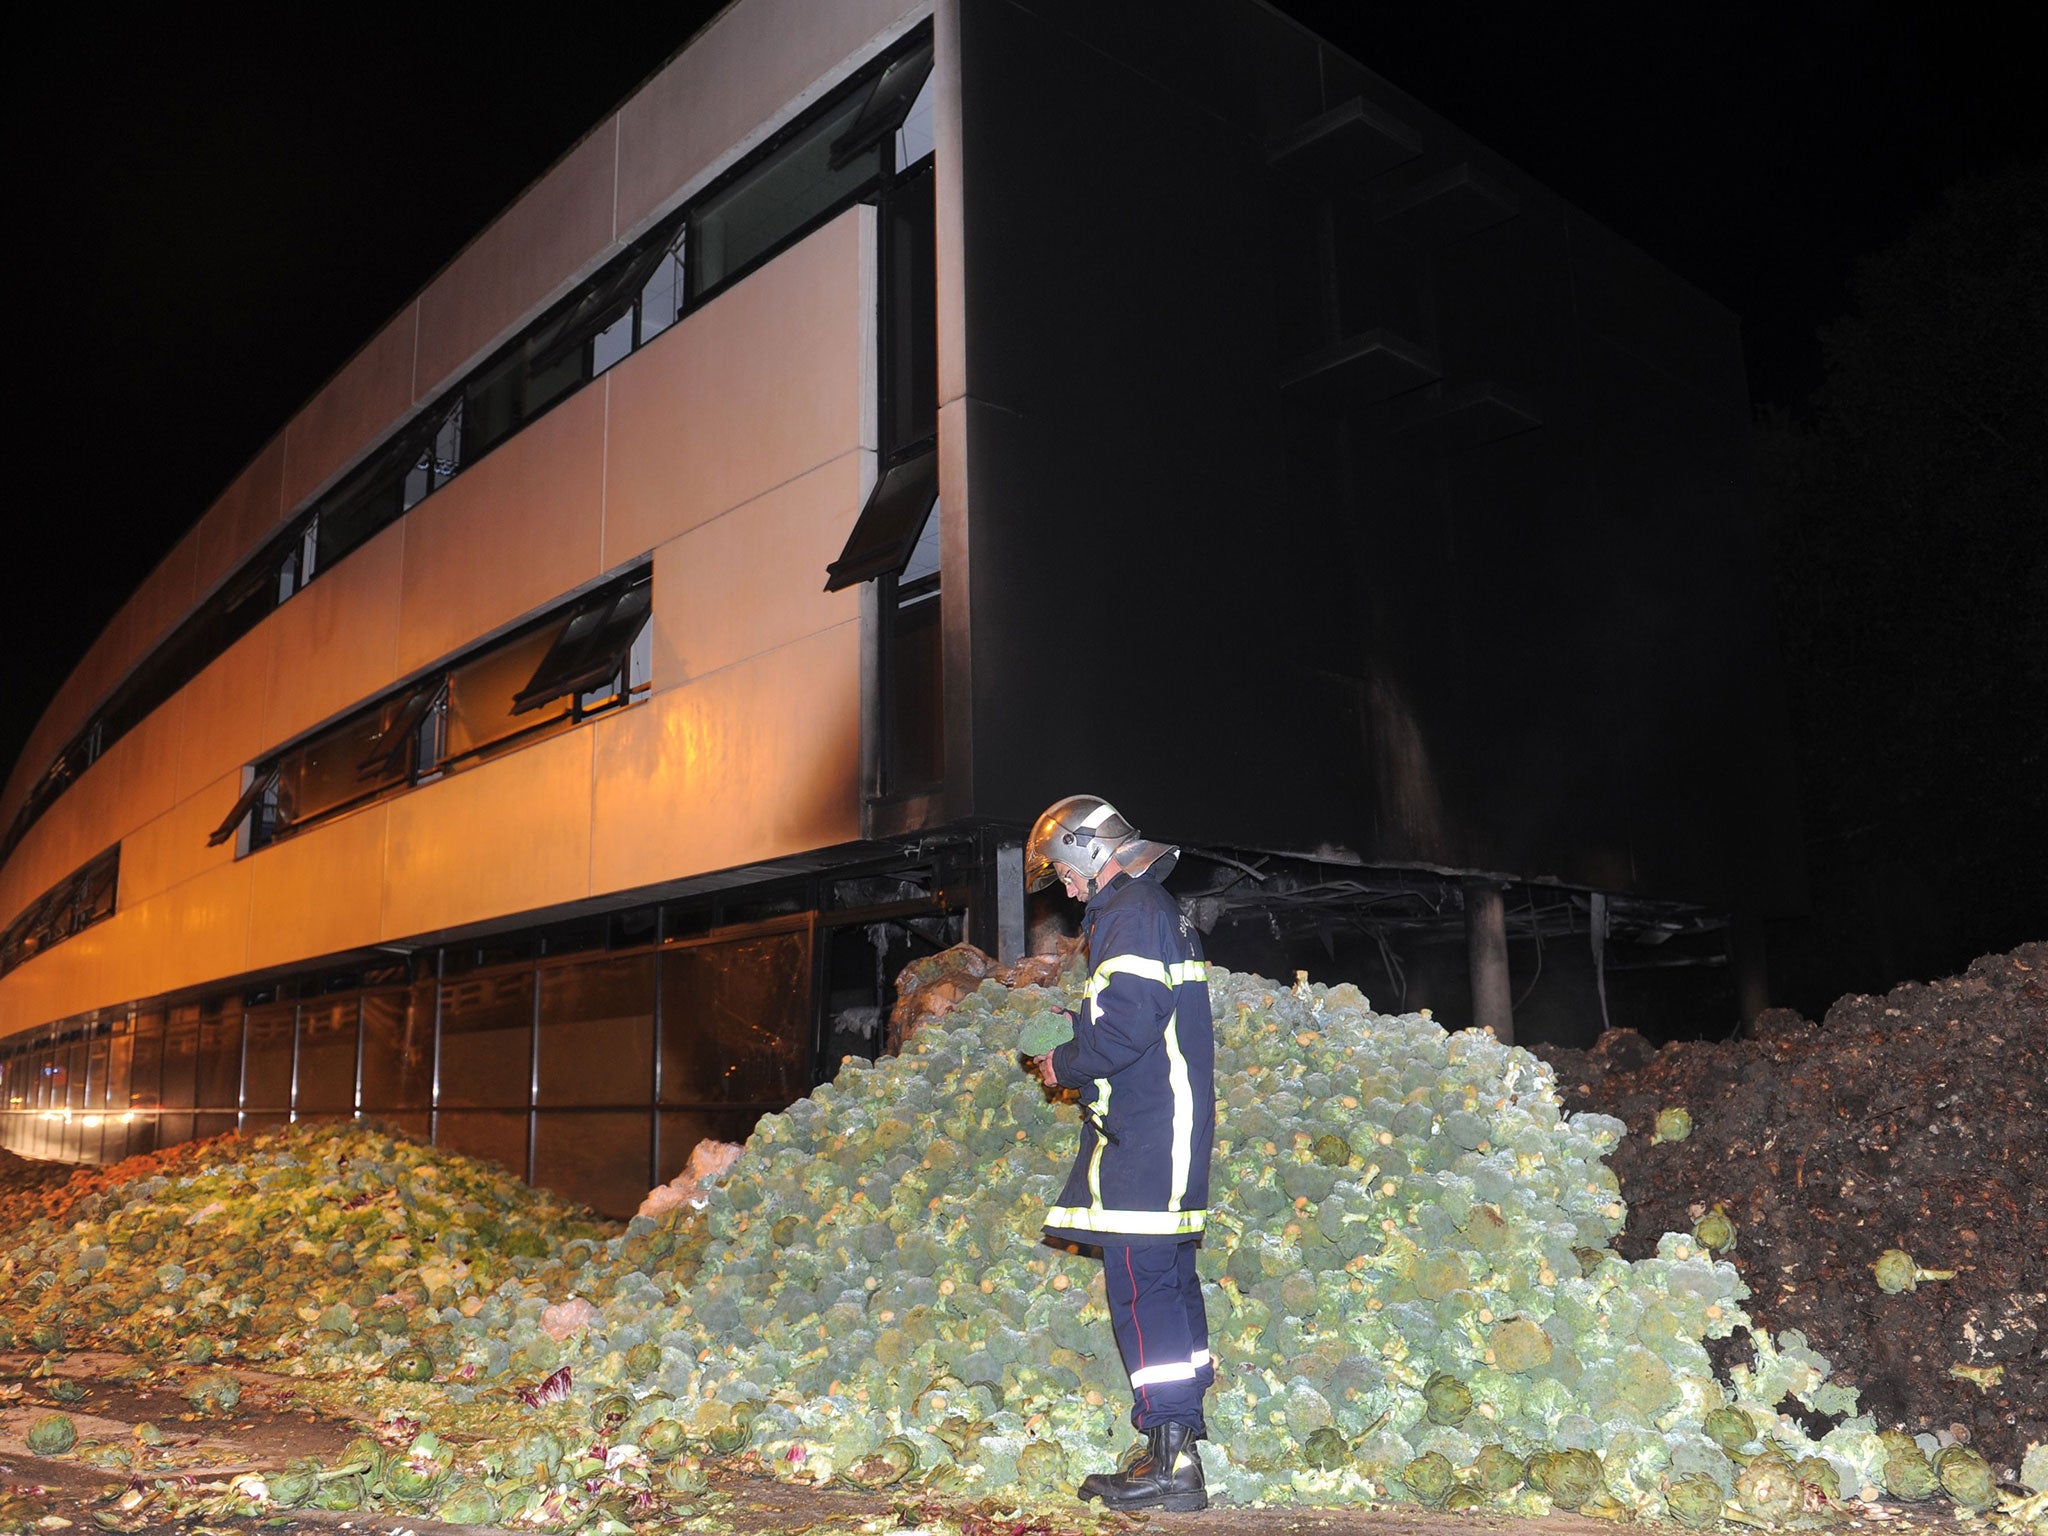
[949,0,1802,917]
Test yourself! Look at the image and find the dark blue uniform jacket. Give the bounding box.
[1044,869,1215,1246]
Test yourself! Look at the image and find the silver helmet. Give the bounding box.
[1025,794,1179,893]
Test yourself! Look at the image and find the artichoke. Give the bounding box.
[664,1453,711,1495]
[1871,1248,1955,1294]
[383,1431,455,1503]
[1529,1448,1604,1510]
[1473,1444,1527,1496]
[26,1414,76,1456]
[1666,1473,1726,1529]
[388,1348,434,1383]
[335,1435,384,1480]
[641,1419,689,1462]
[47,1378,86,1404]
[1693,1205,1737,1253]
[506,1427,565,1479]
[1702,1406,1757,1453]
[1303,1425,1351,1470]
[1401,1451,1456,1508]
[266,1458,319,1508]
[312,1472,365,1511]
[1935,1445,1996,1510]
[846,1436,921,1488]
[1735,1451,1803,1522]
[1651,1107,1694,1145]
[1444,1486,1487,1511]
[435,1481,499,1525]
[1879,1432,1937,1502]
[591,1392,634,1434]
[1423,1371,1473,1426]
[1796,1454,1841,1501]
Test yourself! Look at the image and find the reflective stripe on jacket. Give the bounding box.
[1044,869,1215,1244]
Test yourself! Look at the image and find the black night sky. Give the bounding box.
[7,5,2043,1010]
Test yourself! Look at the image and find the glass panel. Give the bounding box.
[86,1033,110,1110]
[523,334,584,418]
[296,997,359,1114]
[242,1112,290,1134]
[884,167,937,454]
[464,350,523,461]
[534,1111,651,1219]
[658,1108,770,1184]
[886,579,944,791]
[194,1113,238,1142]
[158,1112,195,1148]
[401,451,432,511]
[437,967,533,1109]
[430,401,464,488]
[161,1007,199,1112]
[435,1110,529,1179]
[895,65,937,167]
[360,984,434,1110]
[194,999,244,1111]
[129,1009,164,1114]
[443,623,571,761]
[692,91,879,296]
[62,1040,88,1110]
[316,473,403,573]
[104,1024,133,1112]
[591,310,634,376]
[638,239,685,344]
[900,499,940,584]
[659,926,811,1105]
[274,698,413,831]
[242,1003,296,1112]
[538,954,655,1107]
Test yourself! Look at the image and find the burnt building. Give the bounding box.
[0,2,1799,1213]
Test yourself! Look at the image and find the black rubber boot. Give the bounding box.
[1077,1421,1208,1511]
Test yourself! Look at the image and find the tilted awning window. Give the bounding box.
[830,38,935,170]
[527,215,686,372]
[355,678,447,780]
[207,767,278,848]
[511,573,654,715]
[823,443,938,591]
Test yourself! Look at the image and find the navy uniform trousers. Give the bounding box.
[1101,1238,1215,1432]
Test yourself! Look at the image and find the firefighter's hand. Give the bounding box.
[1034,1052,1060,1088]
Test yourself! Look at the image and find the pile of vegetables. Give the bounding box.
[6,965,2045,1530]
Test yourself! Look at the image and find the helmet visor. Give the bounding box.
[1024,849,1059,892]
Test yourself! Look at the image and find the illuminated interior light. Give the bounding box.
[83,1114,101,1128]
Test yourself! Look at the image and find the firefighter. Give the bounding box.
[1024,794,1216,1513]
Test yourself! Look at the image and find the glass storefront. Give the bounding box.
[0,867,962,1216]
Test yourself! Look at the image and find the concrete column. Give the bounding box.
[1464,877,1513,1044]
[994,842,1027,964]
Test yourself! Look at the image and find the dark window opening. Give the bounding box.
[883,561,944,794]
[241,565,651,851]
[691,87,885,300]
[512,570,653,714]
[881,163,938,456]
[207,767,277,849]
[830,37,934,170]
[824,444,938,591]
[0,845,119,979]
